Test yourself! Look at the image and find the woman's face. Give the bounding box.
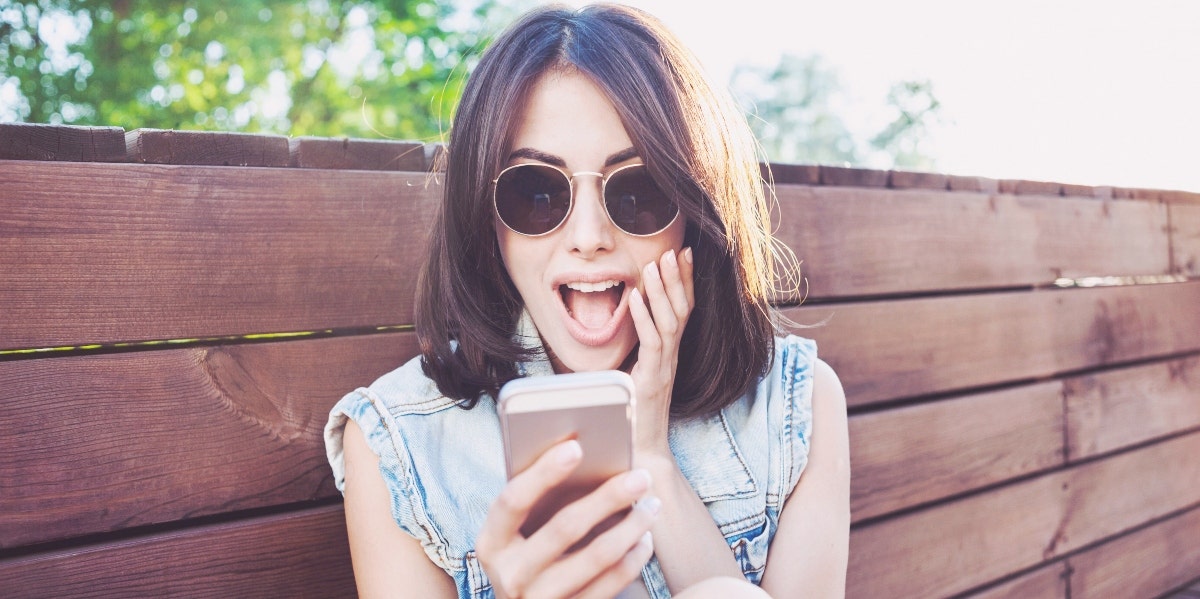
[496,69,686,373]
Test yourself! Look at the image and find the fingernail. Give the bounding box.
[640,531,654,550]
[625,469,650,493]
[683,247,693,264]
[638,495,661,516]
[556,440,582,466]
[664,249,677,266]
[645,261,659,279]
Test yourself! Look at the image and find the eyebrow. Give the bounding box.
[507,146,639,168]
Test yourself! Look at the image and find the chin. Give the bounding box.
[548,330,637,373]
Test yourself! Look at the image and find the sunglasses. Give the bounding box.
[492,163,679,237]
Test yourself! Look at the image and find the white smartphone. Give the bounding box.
[498,370,636,541]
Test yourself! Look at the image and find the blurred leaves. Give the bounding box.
[0,0,518,138]
[731,53,942,169]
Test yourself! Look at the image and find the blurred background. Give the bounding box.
[2,0,1197,191]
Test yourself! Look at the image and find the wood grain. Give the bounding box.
[887,169,949,190]
[847,470,1067,598]
[965,562,1067,599]
[1067,505,1200,599]
[0,333,416,548]
[125,129,290,166]
[849,381,1064,522]
[0,123,127,162]
[791,281,1200,407]
[1056,432,1200,556]
[1171,202,1200,276]
[774,185,1171,299]
[0,505,355,599]
[288,136,426,171]
[848,431,1200,598]
[0,160,438,350]
[1065,355,1200,460]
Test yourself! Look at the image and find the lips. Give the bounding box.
[552,273,633,347]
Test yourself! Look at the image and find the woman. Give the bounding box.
[325,4,850,598]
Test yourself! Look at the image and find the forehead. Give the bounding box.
[508,69,635,169]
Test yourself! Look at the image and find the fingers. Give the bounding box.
[478,440,582,553]
[523,469,651,565]
[658,247,694,324]
[485,467,658,599]
[530,492,660,598]
[631,248,694,352]
[563,530,655,599]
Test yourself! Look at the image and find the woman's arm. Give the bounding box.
[627,249,745,590]
[342,418,459,599]
[759,359,851,598]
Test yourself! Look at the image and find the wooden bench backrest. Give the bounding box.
[2,123,1199,598]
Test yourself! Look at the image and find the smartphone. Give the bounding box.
[498,370,636,543]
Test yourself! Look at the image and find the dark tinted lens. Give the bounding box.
[495,164,571,235]
[604,166,677,235]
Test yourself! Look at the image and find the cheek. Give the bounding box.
[495,226,546,294]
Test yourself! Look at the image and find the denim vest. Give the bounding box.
[325,314,816,598]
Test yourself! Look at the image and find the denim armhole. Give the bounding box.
[779,336,817,500]
[324,388,452,572]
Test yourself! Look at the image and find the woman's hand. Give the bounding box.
[628,247,695,456]
[476,439,660,599]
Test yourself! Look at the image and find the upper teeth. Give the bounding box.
[565,280,620,293]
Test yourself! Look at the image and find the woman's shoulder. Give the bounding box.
[345,354,463,417]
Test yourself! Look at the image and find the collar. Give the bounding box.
[514,309,556,378]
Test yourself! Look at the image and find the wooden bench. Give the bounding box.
[2,122,1199,598]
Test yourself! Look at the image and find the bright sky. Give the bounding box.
[555,0,1200,192]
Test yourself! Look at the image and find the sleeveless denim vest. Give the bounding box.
[325,314,816,598]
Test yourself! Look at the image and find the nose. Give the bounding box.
[563,173,615,258]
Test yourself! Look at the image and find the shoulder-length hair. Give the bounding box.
[416,3,785,419]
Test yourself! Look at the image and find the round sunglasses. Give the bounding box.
[492,163,679,237]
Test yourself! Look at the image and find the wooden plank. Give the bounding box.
[965,562,1068,599]
[1068,505,1200,599]
[849,381,1064,522]
[764,162,819,185]
[847,432,1200,598]
[819,165,889,187]
[847,470,1067,598]
[126,129,289,167]
[0,160,437,350]
[1057,432,1200,556]
[1171,202,1200,276]
[0,333,415,548]
[288,136,426,171]
[775,185,1171,298]
[0,123,127,162]
[791,281,1200,407]
[1065,355,1200,460]
[947,174,1001,194]
[887,169,949,190]
[0,505,354,598]
[999,179,1062,196]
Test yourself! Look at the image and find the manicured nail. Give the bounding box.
[556,440,582,466]
[645,261,659,279]
[664,249,677,267]
[625,469,651,494]
[638,496,662,516]
[640,531,654,550]
[683,247,693,264]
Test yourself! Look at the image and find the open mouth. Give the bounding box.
[559,280,626,330]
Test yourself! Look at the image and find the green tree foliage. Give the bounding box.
[731,54,860,166]
[869,79,941,170]
[0,0,513,139]
[731,53,942,169]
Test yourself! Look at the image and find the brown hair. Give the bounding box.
[415,3,784,418]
